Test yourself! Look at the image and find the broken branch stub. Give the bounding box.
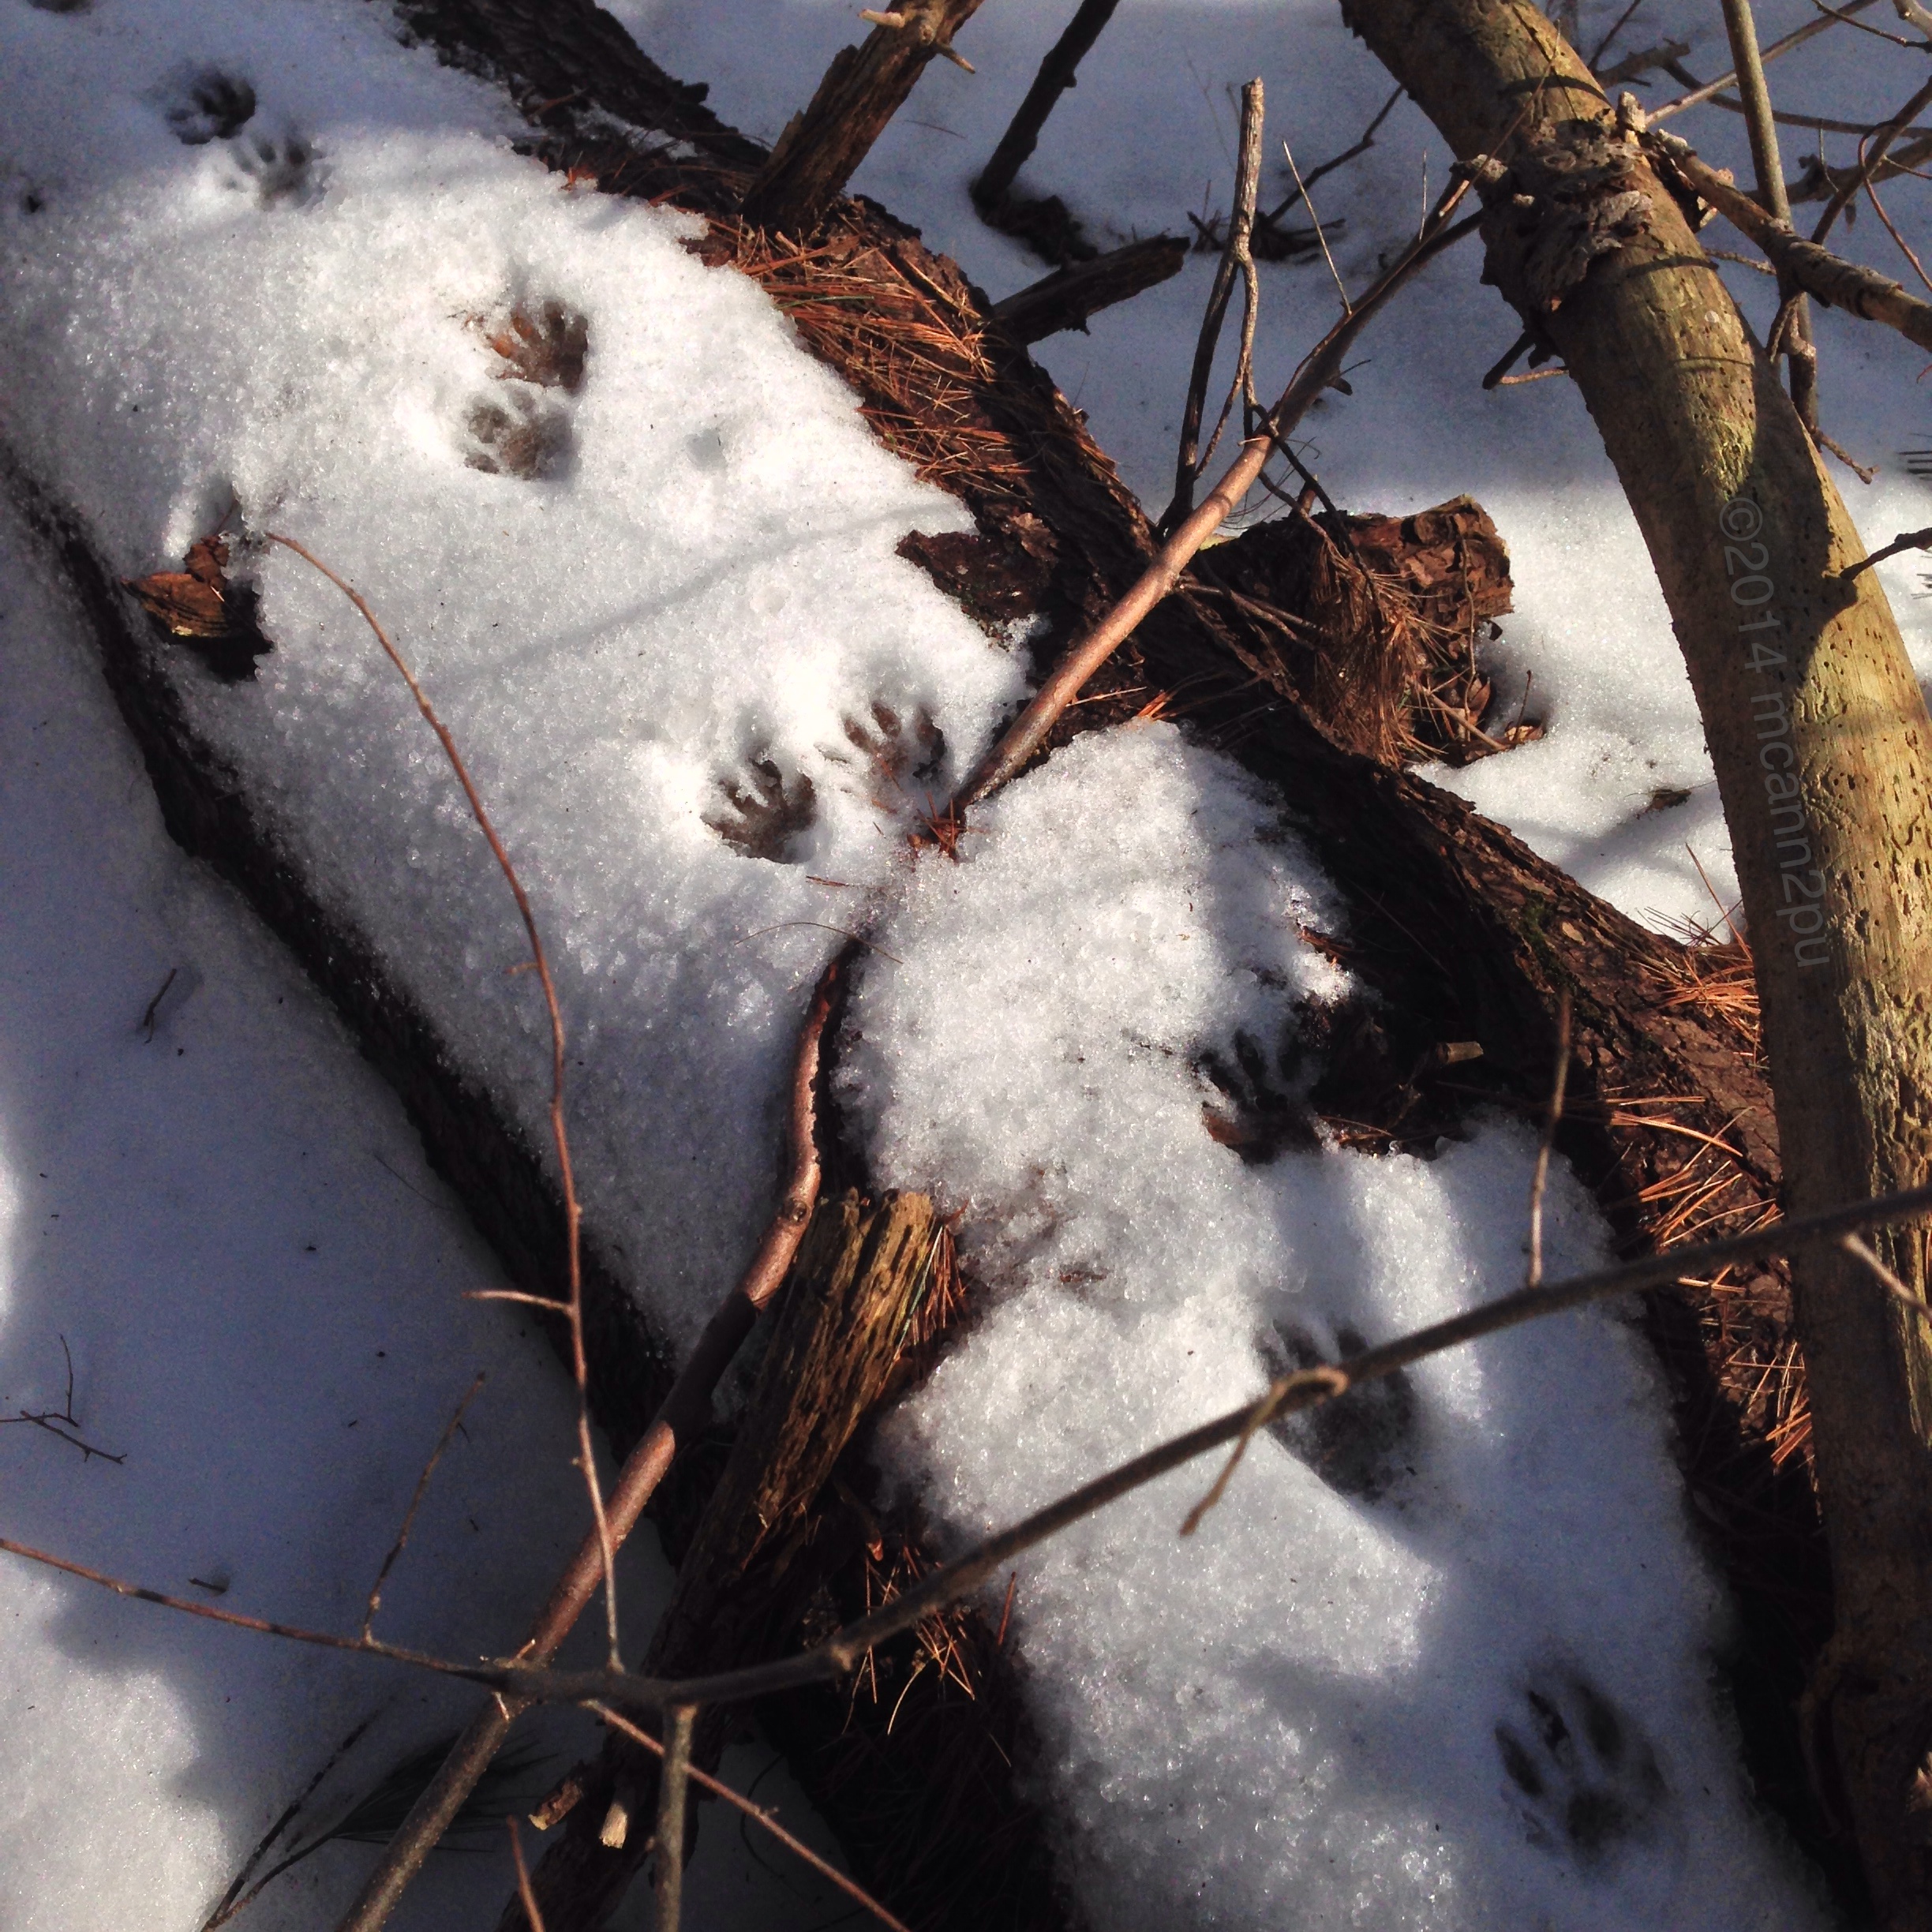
[741,0,985,236]
[504,1192,945,1932]
[987,234,1186,343]
[1338,0,1932,1920]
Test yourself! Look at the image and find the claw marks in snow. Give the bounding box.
[1495,1671,1668,1869]
[462,299,590,480]
[704,703,949,865]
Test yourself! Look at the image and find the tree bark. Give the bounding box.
[504,1193,945,1932]
[988,235,1187,343]
[1334,0,1932,1917]
[972,0,1122,212]
[740,0,986,236]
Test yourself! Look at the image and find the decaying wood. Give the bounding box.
[739,0,985,236]
[502,1193,952,1932]
[1188,495,1521,765]
[987,234,1186,343]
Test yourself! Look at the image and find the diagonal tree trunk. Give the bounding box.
[1334,0,1932,1919]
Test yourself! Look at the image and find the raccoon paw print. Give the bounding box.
[826,702,945,808]
[1495,1672,1665,1869]
[160,67,256,145]
[704,754,818,863]
[459,300,589,479]
[473,300,589,394]
[1199,1029,1319,1163]
[462,390,573,481]
[228,127,324,208]
[1258,1320,1417,1501]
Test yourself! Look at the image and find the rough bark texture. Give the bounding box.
[502,1193,971,1932]
[1335,0,1932,1918]
[5,0,1880,1919]
[739,0,987,236]
[988,234,1187,343]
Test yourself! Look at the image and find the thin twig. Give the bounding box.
[1810,69,1932,243]
[1720,0,1818,428]
[1526,991,1574,1289]
[653,1704,695,1932]
[22,1174,1932,1725]
[362,1372,486,1642]
[507,1818,547,1932]
[1589,0,1649,69]
[1283,134,1350,313]
[585,1703,915,1932]
[1840,1233,1930,1316]
[1166,79,1266,528]
[1838,522,1932,578]
[1648,0,1878,122]
[1864,165,1932,293]
[1,1335,125,1463]
[264,534,623,1672]
[331,956,841,1932]
[959,189,1481,808]
[1261,86,1402,227]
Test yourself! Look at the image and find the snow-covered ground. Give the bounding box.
[0,504,851,1930]
[7,0,1923,1924]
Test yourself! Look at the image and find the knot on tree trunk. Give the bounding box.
[1467,124,1653,310]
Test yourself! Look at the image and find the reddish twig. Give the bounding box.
[1526,991,1574,1290]
[264,533,621,1672]
[955,189,1481,810]
[507,1818,548,1932]
[362,1372,486,1642]
[586,1702,915,1932]
[331,955,841,1932]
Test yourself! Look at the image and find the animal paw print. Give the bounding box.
[228,126,324,208]
[1199,1029,1318,1162]
[1257,1320,1416,1501]
[704,754,818,863]
[461,300,589,480]
[160,67,256,144]
[463,391,572,481]
[826,702,946,809]
[1495,1672,1665,1868]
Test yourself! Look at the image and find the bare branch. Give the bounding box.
[331,956,841,1932]
[1166,78,1266,529]
[1638,123,1932,355]
[957,189,1481,809]
[21,1176,1932,1728]
[362,1372,486,1642]
[507,1818,547,1932]
[1648,0,1880,122]
[585,1702,915,1932]
[265,534,622,1668]
[652,1704,695,1932]
[1810,70,1932,243]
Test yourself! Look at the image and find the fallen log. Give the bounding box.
[500,1192,979,1932]
[10,0,1855,1923]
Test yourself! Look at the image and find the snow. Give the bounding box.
[0,502,851,1930]
[0,0,1024,1352]
[841,724,1825,1928]
[2,0,1908,1924]
[617,0,1932,937]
